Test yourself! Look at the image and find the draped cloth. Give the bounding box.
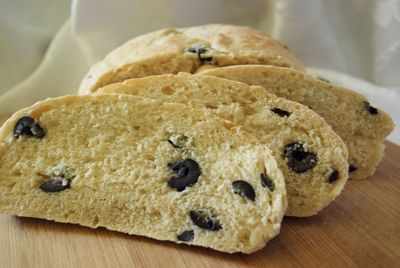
[0,0,398,142]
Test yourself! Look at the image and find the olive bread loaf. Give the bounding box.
[78,24,304,94]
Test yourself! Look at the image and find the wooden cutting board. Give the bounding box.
[1,142,399,267]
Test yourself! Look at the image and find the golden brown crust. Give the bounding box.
[78,24,304,94]
[179,24,304,70]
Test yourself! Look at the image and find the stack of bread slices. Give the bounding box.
[0,24,394,254]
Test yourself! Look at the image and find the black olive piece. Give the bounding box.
[167,139,181,149]
[177,230,194,242]
[39,176,70,193]
[167,135,188,150]
[185,45,213,63]
[349,164,357,172]
[189,210,222,231]
[14,116,45,139]
[167,159,201,191]
[317,76,331,83]
[198,55,213,63]
[260,173,275,192]
[326,170,339,183]
[232,180,256,201]
[186,46,208,54]
[271,108,291,118]
[364,101,378,115]
[284,142,318,173]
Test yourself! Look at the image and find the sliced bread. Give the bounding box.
[0,94,286,254]
[97,73,349,217]
[199,65,395,179]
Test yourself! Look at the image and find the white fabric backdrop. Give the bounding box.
[0,0,399,142]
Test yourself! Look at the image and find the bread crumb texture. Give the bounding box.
[97,73,349,217]
[0,94,286,254]
[200,65,395,179]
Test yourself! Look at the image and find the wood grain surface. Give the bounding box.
[1,142,399,268]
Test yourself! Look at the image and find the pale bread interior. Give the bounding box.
[97,73,349,217]
[0,94,286,254]
[200,65,395,179]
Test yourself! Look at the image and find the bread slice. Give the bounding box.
[78,24,304,94]
[199,65,395,179]
[97,73,349,217]
[0,94,287,254]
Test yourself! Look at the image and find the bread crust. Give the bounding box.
[78,24,304,94]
